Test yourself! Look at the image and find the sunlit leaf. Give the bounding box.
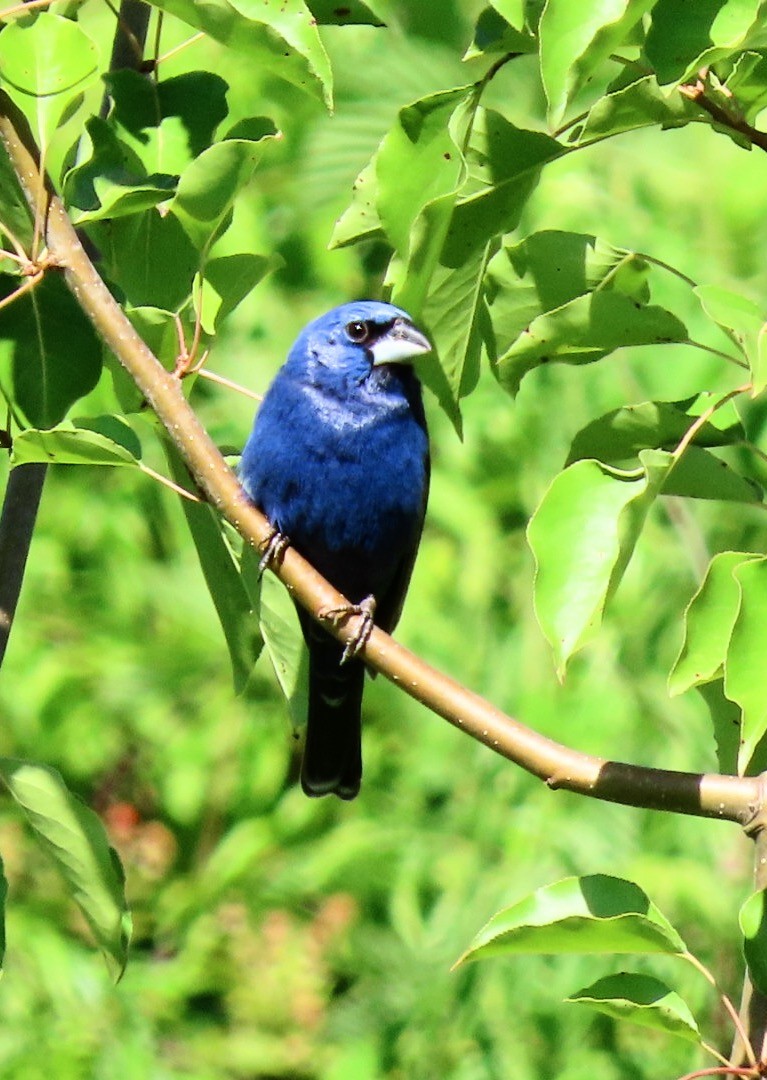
[195,252,281,334]
[11,418,141,467]
[144,0,333,107]
[259,572,308,731]
[669,551,755,697]
[539,0,655,123]
[724,556,767,773]
[458,875,687,965]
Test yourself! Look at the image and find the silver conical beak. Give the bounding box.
[371,317,431,366]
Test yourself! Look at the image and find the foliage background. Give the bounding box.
[1,0,766,1076]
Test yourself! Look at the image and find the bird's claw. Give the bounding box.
[258,528,290,575]
[319,594,377,664]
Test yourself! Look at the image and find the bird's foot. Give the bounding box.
[319,594,377,664]
[258,528,290,575]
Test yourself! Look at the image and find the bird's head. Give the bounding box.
[287,301,431,391]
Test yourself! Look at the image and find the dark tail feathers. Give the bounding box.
[298,613,364,799]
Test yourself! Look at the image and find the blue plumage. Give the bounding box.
[240,301,431,799]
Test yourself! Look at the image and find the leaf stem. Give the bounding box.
[684,951,758,1068]
[686,339,749,370]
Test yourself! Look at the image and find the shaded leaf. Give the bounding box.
[458,875,687,965]
[463,6,536,60]
[572,74,699,144]
[698,679,742,777]
[646,0,767,85]
[695,284,767,389]
[306,0,386,24]
[166,443,263,694]
[0,759,131,980]
[91,210,200,311]
[0,272,102,428]
[567,973,701,1043]
[566,396,744,466]
[105,70,229,175]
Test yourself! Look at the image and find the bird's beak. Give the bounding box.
[371,317,431,366]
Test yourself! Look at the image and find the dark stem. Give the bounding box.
[100,0,151,117]
[0,463,46,666]
[679,78,767,155]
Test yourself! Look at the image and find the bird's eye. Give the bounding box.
[345,320,370,344]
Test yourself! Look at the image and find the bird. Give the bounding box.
[239,301,431,799]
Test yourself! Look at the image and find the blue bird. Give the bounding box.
[240,301,431,799]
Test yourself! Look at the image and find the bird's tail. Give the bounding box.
[298,613,364,800]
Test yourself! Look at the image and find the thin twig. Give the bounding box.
[685,952,758,1069]
[0,0,57,20]
[137,462,202,502]
[0,269,44,313]
[686,339,749,370]
[671,384,751,463]
[155,31,204,69]
[676,1068,758,1080]
[195,367,264,403]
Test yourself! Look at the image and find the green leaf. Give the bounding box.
[458,875,687,965]
[329,159,384,249]
[725,51,767,124]
[669,551,756,696]
[166,443,263,694]
[259,572,308,732]
[0,273,102,428]
[651,445,761,503]
[695,284,767,389]
[566,396,744,466]
[417,241,493,408]
[572,74,702,145]
[64,118,177,224]
[484,231,676,395]
[0,759,131,980]
[724,556,767,773]
[494,290,687,396]
[105,70,230,176]
[740,889,767,996]
[145,0,333,107]
[539,0,656,123]
[170,119,279,250]
[10,418,142,467]
[195,252,281,334]
[375,87,469,255]
[567,973,701,1043]
[442,113,564,266]
[646,0,767,86]
[91,211,200,311]
[527,459,656,673]
[0,14,99,145]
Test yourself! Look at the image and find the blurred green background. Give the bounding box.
[1,1,767,1076]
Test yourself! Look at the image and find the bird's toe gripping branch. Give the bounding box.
[258,528,291,575]
[319,594,377,664]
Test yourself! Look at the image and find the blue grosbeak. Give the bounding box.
[240,302,430,798]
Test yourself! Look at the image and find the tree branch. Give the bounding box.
[0,87,764,825]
